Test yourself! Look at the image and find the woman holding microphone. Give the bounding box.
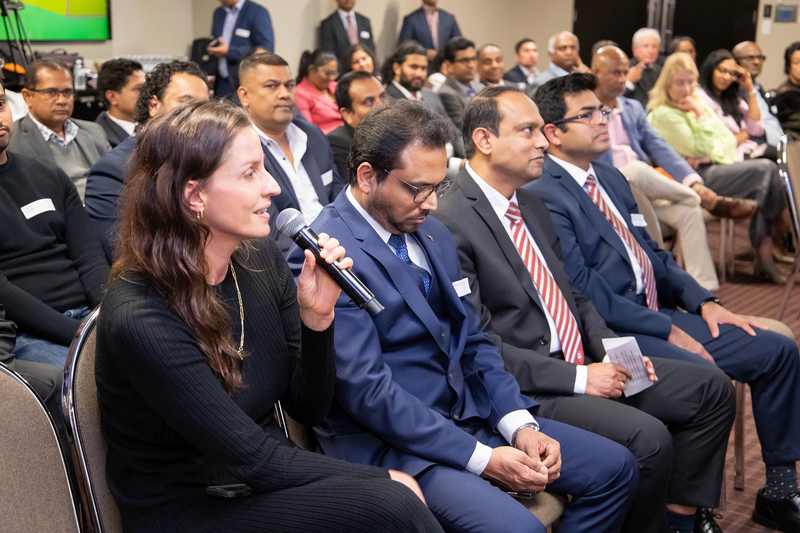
[95,100,441,533]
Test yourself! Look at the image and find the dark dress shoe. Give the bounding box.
[754,256,788,284]
[752,490,800,532]
[705,196,758,219]
[694,508,723,533]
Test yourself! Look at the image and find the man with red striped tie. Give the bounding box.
[527,73,800,533]
[434,85,736,533]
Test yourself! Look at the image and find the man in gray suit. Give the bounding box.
[437,37,484,132]
[12,60,110,199]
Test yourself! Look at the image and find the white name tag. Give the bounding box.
[452,277,471,297]
[631,213,647,227]
[234,28,251,38]
[359,30,371,39]
[321,170,333,186]
[20,198,55,219]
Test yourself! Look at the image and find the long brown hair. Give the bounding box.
[113,100,252,392]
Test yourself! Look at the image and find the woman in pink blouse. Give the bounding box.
[295,49,344,134]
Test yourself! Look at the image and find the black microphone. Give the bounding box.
[276,208,384,316]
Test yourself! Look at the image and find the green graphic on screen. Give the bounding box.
[0,1,110,41]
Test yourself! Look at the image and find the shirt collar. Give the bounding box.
[422,5,438,15]
[548,63,570,77]
[28,113,78,145]
[464,162,516,221]
[345,185,394,244]
[547,153,596,189]
[392,80,421,101]
[106,113,137,136]
[254,121,308,161]
[225,0,244,14]
[519,65,537,77]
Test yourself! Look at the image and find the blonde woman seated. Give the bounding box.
[647,52,787,284]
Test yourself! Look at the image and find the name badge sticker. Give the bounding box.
[360,30,371,39]
[452,277,471,297]
[234,28,251,38]
[20,198,56,219]
[631,213,647,227]
[321,170,333,186]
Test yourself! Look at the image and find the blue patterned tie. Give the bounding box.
[388,233,431,296]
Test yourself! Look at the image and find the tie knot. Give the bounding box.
[583,174,597,194]
[505,201,522,223]
[388,233,408,257]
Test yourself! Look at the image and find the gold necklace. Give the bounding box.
[229,263,245,360]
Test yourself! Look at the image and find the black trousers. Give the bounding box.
[125,475,444,533]
[533,357,735,533]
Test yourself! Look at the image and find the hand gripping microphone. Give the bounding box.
[276,208,384,316]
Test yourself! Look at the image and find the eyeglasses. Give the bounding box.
[379,167,452,203]
[715,67,741,78]
[553,106,612,126]
[453,56,478,64]
[735,54,766,62]
[27,88,75,99]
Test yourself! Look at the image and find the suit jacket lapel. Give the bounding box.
[455,169,545,312]
[415,226,467,324]
[261,141,300,209]
[335,195,447,350]
[546,157,634,271]
[74,127,101,162]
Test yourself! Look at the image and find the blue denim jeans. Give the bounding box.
[14,306,91,368]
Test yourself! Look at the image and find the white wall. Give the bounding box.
[756,0,800,89]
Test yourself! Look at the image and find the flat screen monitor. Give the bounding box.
[0,0,111,42]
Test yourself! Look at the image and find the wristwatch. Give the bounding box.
[699,297,721,311]
[511,421,540,447]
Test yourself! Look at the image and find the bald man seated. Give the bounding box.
[592,45,756,291]
[538,31,590,84]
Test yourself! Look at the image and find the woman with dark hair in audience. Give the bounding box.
[95,100,441,533]
[698,49,770,160]
[667,36,696,62]
[294,48,343,133]
[648,52,788,283]
[345,43,379,76]
[773,41,800,136]
[777,41,800,95]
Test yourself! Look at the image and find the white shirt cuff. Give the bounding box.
[573,364,588,394]
[497,409,537,444]
[466,441,493,475]
[682,172,703,187]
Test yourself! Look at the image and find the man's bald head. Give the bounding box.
[592,46,630,102]
[733,41,766,79]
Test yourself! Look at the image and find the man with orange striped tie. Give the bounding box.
[528,73,800,533]
[435,84,736,533]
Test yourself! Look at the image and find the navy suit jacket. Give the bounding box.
[318,10,375,67]
[293,192,534,476]
[212,0,274,84]
[525,157,713,340]
[85,136,136,262]
[398,7,461,51]
[596,96,695,182]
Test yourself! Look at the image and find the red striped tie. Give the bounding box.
[506,201,585,365]
[583,174,659,311]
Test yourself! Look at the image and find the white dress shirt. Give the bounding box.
[466,163,589,394]
[549,154,644,294]
[345,186,538,473]
[106,113,136,136]
[255,122,324,221]
[392,80,422,101]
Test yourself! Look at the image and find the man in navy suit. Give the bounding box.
[527,73,800,532]
[85,61,210,262]
[319,0,375,69]
[209,0,274,98]
[398,0,461,60]
[503,38,542,95]
[297,99,637,533]
[237,52,343,250]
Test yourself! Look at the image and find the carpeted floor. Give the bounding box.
[695,219,798,532]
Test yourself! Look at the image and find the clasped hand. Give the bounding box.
[483,427,561,493]
[297,233,352,331]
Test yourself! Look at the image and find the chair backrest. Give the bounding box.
[0,363,81,533]
[778,134,800,247]
[62,307,124,533]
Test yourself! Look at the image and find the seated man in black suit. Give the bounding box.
[328,70,385,180]
[319,0,375,70]
[437,37,484,133]
[95,58,145,148]
[504,38,542,94]
[434,85,734,533]
[85,60,210,262]
[528,73,800,532]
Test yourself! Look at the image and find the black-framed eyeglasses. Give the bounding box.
[553,106,612,126]
[27,87,75,99]
[735,54,766,62]
[378,167,452,203]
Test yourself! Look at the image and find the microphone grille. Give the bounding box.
[275,208,306,239]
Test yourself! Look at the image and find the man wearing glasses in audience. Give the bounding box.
[733,41,785,153]
[437,37,485,132]
[11,60,110,199]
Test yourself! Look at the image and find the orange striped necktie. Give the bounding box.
[505,201,585,364]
